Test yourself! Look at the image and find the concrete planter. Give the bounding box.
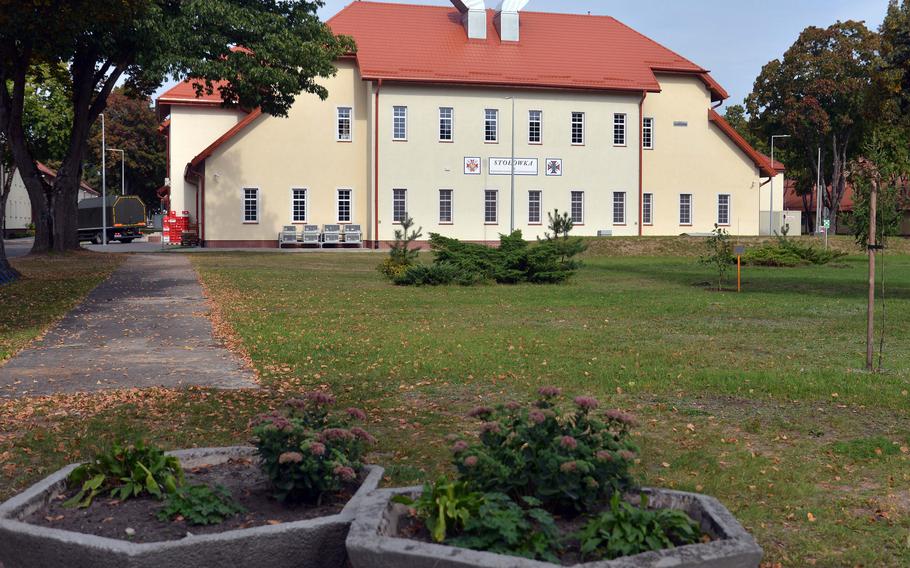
[0,446,384,568]
[347,486,762,568]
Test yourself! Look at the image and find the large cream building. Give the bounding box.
[157,0,785,248]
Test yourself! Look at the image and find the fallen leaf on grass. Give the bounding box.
[44,515,64,522]
[807,512,816,522]
[267,520,282,525]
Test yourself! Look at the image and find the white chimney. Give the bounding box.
[494,0,528,42]
[451,0,487,40]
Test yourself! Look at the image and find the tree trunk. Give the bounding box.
[0,163,21,282]
[50,157,84,251]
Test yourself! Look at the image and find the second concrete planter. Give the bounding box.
[0,446,384,568]
[346,486,763,568]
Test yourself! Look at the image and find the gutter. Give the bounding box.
[374,79,382,249]
[638,91,646,236]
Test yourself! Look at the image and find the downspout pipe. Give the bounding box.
[638,91,646,236]
[184,163,205,246]
[374,79,382,249]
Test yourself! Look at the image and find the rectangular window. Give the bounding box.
[570,191,584,224]
[291,188,307,223]
[717,194,731,225]
[484,190,498,224]
[528,110,542,144]
[439,189,453,223]
[337,189,352,223]
[393,106,407,141]
[613,113,626,146]
[613,192,626,225]
[439,107,453,142]
[337,107,352,142]
[679,194,692,225]
[571,112,585,145]
[485,109,499,143]
[393,188,407,223]
[642,117,654,150]
[528,190,542,224]
[242,188,259,223]
[643,193,653,225]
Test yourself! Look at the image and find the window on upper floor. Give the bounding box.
[613,113,626,146]
[642,117,654,150]
[439,107,454,142]
[571,112,585,145]
[393,106,407,141]
[337,107,352,142]
[528,110,542,144]
[485,109,499,143]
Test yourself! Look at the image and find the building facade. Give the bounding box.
[157,1,785,248]
[2,163,99,237]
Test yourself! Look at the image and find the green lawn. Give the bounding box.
[0,241,907,566]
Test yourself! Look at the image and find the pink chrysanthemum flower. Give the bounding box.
[278,451,304,464]
[560,435,578,449]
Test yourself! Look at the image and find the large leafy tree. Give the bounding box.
[84,88,166,209]
[0,0,353,254]
[746,21,880,233]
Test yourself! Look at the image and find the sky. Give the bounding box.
[156,0,891,110]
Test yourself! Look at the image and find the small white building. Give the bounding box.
[2,163,99,237]
[157,0,786,248]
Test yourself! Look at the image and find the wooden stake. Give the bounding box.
[866,177,878,371]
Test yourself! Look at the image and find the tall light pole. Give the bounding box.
[507,96,516,233]
[101,114,107,246]
[769,134,790,235]
[108,149,125,195]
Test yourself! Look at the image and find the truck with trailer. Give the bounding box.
[78,195,147,244]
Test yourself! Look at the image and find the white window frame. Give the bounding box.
[679,193,693,226]
[485,109,499,143]
[393,106,408,141]
[571,112,585,145]
[528,110,542,144]
[290,187,307,223]
[613,192,626,225]
[393,188,407,224]
[570,191,585,225]
[439,107,454,142]
[642,192,653,226]
[439,189,453,224]
[484,189,499,224]
[642,117,654,150]
[242,187,260,224]
[717,193,731,226]
[613,113,627,147]
[336,106,352,142]
[337,188,353,224]
[528,190,542,225]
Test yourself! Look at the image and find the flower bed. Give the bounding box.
[347,389,762,567]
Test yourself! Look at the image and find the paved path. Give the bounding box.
[0,254,256,397]
[2,238,33,259]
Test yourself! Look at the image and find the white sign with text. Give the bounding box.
[489,157,539,176]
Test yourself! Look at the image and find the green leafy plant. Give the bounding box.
[157,484,245,526]
[699,224,734,291]
[64,441,183,508]
[449,493,561,562]
[453,389,638,513]
[543,208,574,239]
[575,493,701,560]
[251,392,374,504]
[392,477,484,543]
[741,235,845,267]
[378,216,423,280]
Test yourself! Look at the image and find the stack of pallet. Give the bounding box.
[161,211,191,245]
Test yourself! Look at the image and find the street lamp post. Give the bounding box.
[109,149,125,195]
[101,114,107,246]
[507,96,516,233]
[769,134,790,235]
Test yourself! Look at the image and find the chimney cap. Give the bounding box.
[451,0,485,13]
[496,0,529,12]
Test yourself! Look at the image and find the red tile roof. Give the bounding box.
[328,2,726,100]
[37,162,98,195]
[708,110,779,178]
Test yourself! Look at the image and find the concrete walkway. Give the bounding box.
[0,254,256,397]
